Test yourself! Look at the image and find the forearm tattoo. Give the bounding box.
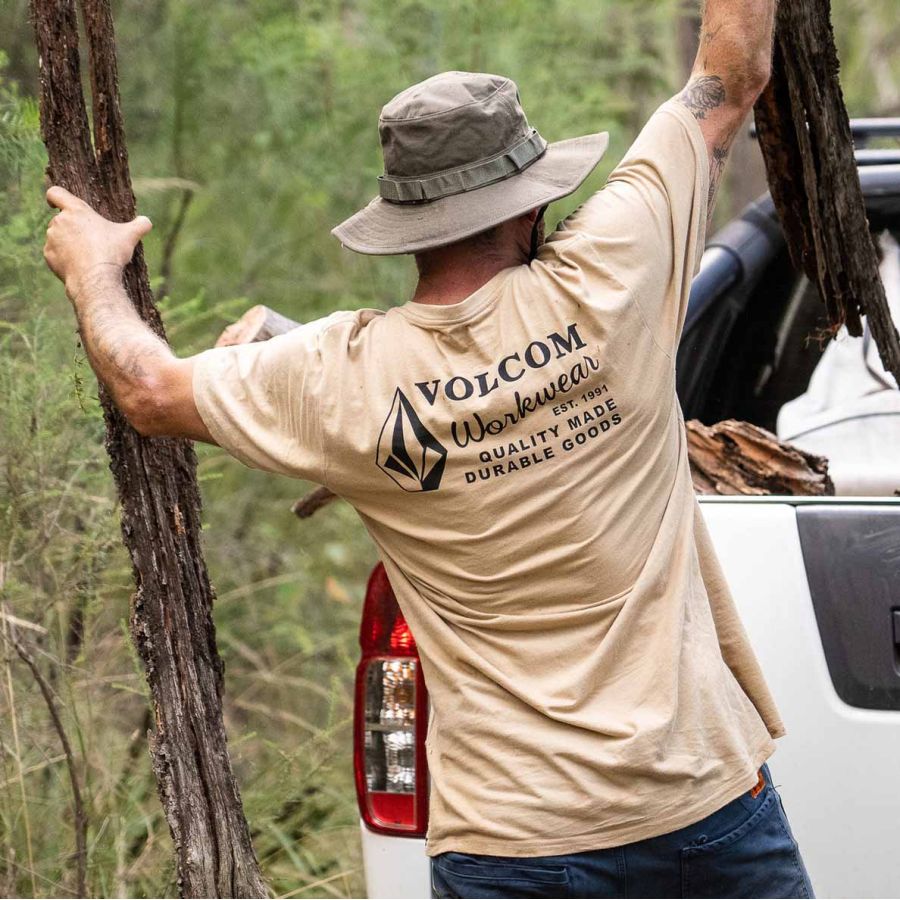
[676,74,735,222]
[677,75,726,120]
[708,137,735,210]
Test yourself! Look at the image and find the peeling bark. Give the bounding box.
[31,1,266,895]
[753,0,900,384]
[687,419,834,496]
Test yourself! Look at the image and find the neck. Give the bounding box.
[412,241,525,307]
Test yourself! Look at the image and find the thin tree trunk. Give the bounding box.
[753,0,900,385]
[291,486,339,519]
[30,1,266,895]
[6,625,87,898]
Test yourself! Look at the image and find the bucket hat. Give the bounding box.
[332,71,609,255]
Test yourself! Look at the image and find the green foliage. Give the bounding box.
[0,3,896,896]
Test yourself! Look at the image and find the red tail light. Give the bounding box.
[354,564,429,836]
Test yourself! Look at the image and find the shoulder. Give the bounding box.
[314,306,386,347]
[318,307,385,333]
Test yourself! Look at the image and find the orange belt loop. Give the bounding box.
[750,768,766,799]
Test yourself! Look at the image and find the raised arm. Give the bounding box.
[43,187,213,442]
[676,0,775,219]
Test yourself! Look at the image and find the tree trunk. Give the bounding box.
[31,1,266,896]
[687,420,834,496]
[753,0,900,385]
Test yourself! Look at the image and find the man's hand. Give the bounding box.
[43,186,152,299]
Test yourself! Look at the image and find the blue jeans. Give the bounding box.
[431,764,814,898]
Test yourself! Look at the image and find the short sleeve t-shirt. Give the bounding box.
[193,99,785,857]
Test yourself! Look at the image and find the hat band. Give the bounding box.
[378,128,548,204]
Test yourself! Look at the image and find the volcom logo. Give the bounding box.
[377,388,447,492]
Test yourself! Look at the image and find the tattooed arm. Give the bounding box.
[676,0,776,220]
[43,187,213,442]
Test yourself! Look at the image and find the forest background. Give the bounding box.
[1,1,899,897]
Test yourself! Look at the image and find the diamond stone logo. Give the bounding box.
[377,388,447,492]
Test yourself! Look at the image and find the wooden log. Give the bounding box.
[687,419,834,496]
[215,305,301,347]
[31,1,266,895]
[290,486,338,519]
[753,0,900,385]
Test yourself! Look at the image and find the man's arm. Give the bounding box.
[43,186,213,442]
[676,0,776,219]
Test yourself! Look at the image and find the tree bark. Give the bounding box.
[687,420,834,496]
[31,1,267,896]
[753,0,900,385]
[291,486,339,519]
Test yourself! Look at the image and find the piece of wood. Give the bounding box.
[687,419,834,496]
[753,0,900,385]
[31,1,266,896]
[215,304,301,347]
[291,486,339,519]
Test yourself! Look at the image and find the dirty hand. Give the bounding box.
[43,186,152,300]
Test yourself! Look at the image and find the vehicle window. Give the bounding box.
[679,229,900,498]
[773,231,900,496]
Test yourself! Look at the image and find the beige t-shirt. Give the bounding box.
[193,100,785,857]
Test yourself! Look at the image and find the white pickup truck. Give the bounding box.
[353,134,900,899]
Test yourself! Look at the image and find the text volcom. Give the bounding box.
[415,323,587,406]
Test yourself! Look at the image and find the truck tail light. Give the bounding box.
[354,564,429,837]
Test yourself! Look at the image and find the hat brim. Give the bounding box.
[331,132,609,256]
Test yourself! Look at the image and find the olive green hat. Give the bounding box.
[332,71,609,255]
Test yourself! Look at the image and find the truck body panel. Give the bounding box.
[361,498,900,899]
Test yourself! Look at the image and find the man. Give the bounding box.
[44,0,815,895]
